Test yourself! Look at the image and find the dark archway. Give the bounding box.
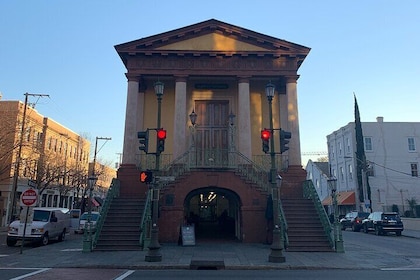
[184,187,242,242]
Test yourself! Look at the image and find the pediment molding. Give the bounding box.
[116,19,310,69]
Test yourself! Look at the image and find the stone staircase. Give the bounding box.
[94,197,145,251]
[279,166,333,252]
[282,198,333,252]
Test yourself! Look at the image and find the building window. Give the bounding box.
[367,166,374,177]
[348,164,353,180]
[340,167,344,181]
[408,137,416,151]
[346,138,351,153]
[338,142,342,156]
[411,163,418,177]
[364,137,373,151]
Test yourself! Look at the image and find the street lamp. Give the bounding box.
[265,82,286,263]
[83,175,98,252]
[328,176,344,253]
[145,80,164,262]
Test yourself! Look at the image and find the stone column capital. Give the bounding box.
[174,75,188,83]
[237,76,251,84]
[285,75,300,84]
[125,73,140,82]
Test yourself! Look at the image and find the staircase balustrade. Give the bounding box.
[92,178,120,248]
[139,189,152,249]
[302,180,334,249]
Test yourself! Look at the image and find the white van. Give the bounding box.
[7,207,71,246]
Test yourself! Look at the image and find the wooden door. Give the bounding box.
[194,101,229,167]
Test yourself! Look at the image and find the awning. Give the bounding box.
[91,197,100,207]
[322,191,356,206]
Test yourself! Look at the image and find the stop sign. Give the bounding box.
[20,188,38,207]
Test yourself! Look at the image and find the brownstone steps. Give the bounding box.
[282,198,333,252]
[94,197,145,251]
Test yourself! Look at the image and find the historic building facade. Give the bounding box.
[0,100,91,226]
[115,19,310,243]
[328,117,420,215]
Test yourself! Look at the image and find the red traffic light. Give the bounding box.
[261,129,271,140]
[157,129,167,140]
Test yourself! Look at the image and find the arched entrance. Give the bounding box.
[184,187,241,242]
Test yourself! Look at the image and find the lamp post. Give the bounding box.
[328,176,344,253]
[266,82,286,263]
[145,80,164,262]
[83,175,98,252]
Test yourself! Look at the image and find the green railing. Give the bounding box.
[92,178,120,248]
[139,189,152,249]
[302,180,334,248]
[277,200,289,248]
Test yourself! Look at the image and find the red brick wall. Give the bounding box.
[158,170,268,243]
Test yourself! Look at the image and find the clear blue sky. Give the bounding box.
[1,1,419,167]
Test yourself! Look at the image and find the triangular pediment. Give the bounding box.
[156,33,268,52]
[115,19,310,59]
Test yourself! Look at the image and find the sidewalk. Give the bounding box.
[0,230,419,270]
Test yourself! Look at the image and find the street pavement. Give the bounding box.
[0,229,419,270]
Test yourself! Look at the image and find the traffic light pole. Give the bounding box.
[267,92,286,263]
[145,82,163,262]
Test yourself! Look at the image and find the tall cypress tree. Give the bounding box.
[354,95,371,209]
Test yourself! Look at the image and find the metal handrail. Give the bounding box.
[92,178,120,248]
[277,200,289,248]
[139,188,152,249]
[302,180,334,248]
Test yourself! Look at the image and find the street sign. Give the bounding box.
[20,188,38,207]
[156,176,175,182]
[27,179,37,188]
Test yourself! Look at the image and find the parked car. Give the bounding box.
[362,212,404,236]
[340,211,370,232]
[75,211,100,234]
[7,207,70,246]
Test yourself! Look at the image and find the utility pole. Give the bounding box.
[83,136,111,252]
[8,93,49,224]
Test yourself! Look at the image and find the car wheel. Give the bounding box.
[41,233,49,246]
[374,226,381,236]
[396,231,402,236]
[58,230,66,242]
[352,224,359,232]
[6,238,17,247]
[363,225,368,233]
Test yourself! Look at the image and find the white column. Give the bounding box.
[173,76,187,159]
[286,76,302,166]
[122,75,142,165]
[238,78,252,158]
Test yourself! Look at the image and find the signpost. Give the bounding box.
[19,188,38,254]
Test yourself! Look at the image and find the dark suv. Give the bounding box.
[340,211,370,232]
[362,212,404,236]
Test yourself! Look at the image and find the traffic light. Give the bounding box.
[156,129,167,154]
[138,130,149,153]
[280,129,292,154]
[140,171,153,183]
[261,129,271,153]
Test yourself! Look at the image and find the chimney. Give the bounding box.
[376,116,384,123]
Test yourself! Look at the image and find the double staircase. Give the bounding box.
[94,197,145,251]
